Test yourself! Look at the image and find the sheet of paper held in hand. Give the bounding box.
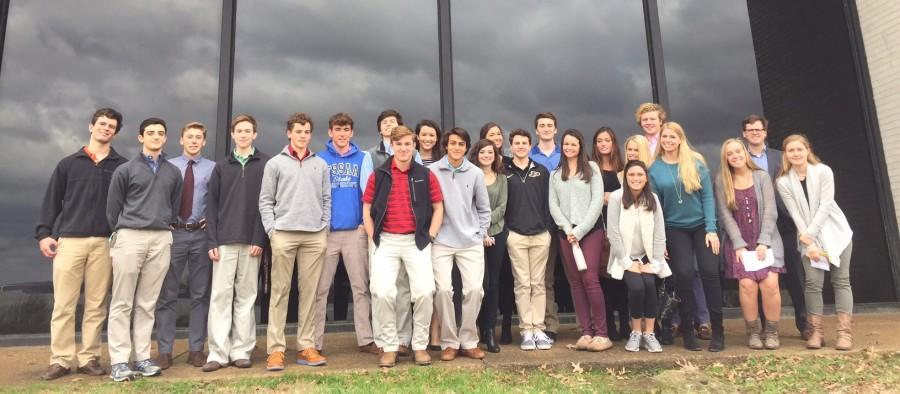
[740,249,775,272]
[810,256,830,271]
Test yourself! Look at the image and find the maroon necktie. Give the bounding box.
[179,160,194,223]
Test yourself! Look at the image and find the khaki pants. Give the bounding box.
[370,245,414,348]
[506,230,550,332]
[207,244,260,364]
[370,233,435,351]
[314,228,372,349]
[107,229,173,365]
[267,229,327,354]
[544,235,560,333]
[49,237,112,369]
[432,243,484,350]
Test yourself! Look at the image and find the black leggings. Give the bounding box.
[623,271,658,319]
[665,225,723,327]
[478,229,508,330]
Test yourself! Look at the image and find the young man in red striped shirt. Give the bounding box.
[363,125,443,368]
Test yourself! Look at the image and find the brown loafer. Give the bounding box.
[157,353,173,370]
[40,364,70,380]
[414,350,431,366]
[460,347,486,360]
[188,351,206,367]
[232,359,252,368]
[379,351,397,368]
[201,361,224,372]
[440,347,458,361]
[397,345,412,357]
[358,342,380,355]
[77,359,106,376]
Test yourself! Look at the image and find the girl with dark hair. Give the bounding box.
[606,160,670,352]
[469,139,507,353]
[416,120,443,166]
[648,122,724,352]
[590,127,629,341]
[715,139,785,350]
[480,122,516,344]
[548,129,612,351]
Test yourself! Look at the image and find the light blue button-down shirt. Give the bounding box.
[169,155,215,224]
[749,145,769,173]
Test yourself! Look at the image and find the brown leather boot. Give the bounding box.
[745,320,764,350]
[835,312,852,351]
[806,314,825,349]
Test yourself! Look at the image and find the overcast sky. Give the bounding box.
[0,0,762,287]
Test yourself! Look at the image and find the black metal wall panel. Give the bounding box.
[747,0,899,302]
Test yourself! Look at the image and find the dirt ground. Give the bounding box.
[5,313,898,388]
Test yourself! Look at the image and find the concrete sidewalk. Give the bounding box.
[6,312,899,387]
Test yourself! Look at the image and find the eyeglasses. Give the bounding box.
[744,128,766,134]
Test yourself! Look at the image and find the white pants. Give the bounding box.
[206,244,260,364]
[370,233,435,351]
[432,243,485,350]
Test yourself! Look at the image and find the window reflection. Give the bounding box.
[658,0,764,169]
[0,0,221,333]
[452,0,652,139]
[233,0,441,155]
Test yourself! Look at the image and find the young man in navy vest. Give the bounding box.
[363,125,444,368]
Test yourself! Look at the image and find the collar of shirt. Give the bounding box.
[82,146,100,164]
[391,158,411,174]
[530,144,560,158]
[233,147,255,166]
[748,144,768,158]
[288,144,310,161]
[143,153,161,173]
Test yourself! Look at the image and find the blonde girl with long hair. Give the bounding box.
[618,135,653,183]
[648,121,724,352]
[775,134,854,351]
[715,139,785,350]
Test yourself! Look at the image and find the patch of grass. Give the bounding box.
[7,350,900,393]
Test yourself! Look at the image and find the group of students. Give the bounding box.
[34,103,855,382]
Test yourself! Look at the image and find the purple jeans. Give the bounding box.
[558,228,608,337]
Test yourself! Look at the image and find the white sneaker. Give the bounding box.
[643,333,663,353]
[520,331,537,351]
[625,331,642,352]
[534,331,553,350]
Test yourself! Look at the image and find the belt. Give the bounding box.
[174,221,205,231]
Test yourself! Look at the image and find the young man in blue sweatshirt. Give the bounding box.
[202,114,270,372]
[106,118,183,381]
[428,128,492,361]
[528,112,561,341]
[313,112,376,354]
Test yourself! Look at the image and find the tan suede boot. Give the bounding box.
[806,314,825,349]
[835,312,852,351]
[764,320,780,350]
[745,320,764,350]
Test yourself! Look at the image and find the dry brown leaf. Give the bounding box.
[571,362,583,374]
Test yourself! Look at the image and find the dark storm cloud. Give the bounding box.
[451,0,654,137]
[657,0,765,165]
[0,1,221,285]
[232,0,441,154]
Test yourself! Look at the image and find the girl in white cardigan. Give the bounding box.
[775,135,854,351]
[606,160,671,353]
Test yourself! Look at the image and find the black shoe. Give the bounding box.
[607,320,620,342]
[708,323,726,352]
[482,329,501,353]
[659,325,674,345]
[500,316,513,345]
[683,325,701,351]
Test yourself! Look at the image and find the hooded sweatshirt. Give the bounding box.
[318,140,373,231]
[428,157,491,248]
[259,145,331,236]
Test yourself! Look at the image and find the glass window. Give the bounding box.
[0,1,221,334]
[658,0,764,168]
[233,0,441,155]
[452,0,652,143]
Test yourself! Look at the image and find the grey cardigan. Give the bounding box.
[549,161,604,240]
[714,169,784,268]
